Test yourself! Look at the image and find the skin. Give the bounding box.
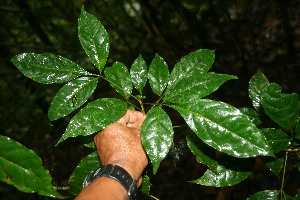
[75,110,148,200]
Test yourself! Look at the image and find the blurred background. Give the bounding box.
[0,0,299,199]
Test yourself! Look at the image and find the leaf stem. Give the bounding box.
[150,195,160,200]
[280,151,288,200]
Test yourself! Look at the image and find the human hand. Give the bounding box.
[94,109,148,186]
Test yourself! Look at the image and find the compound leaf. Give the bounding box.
[104,62,132,99]
[171,99,273,158]
[57,98,127,144]
[141,106,173,174]
[11,53,90,84]
[78,7,109,72]
[261,83,299,131]
[69,152,100,195]
[48,77,99,121]
[148,54,169,96]
[249,71,270,111]
[169,49,215,85]
[247,190,280,200]
[0,136,63,198]
[130,55,148,94]
[164,72,237,103]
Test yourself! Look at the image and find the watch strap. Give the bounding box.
[83,164,137,200]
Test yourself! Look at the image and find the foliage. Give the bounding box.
[2,6,299,200]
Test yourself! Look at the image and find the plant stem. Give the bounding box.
[150,195,160,200]
[280,151,288,200]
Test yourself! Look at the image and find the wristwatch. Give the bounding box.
[83,164,137,200]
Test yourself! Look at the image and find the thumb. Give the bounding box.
[130,116,145,129]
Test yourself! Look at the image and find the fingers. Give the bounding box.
[130,116,145,129]
[117,110,145,127]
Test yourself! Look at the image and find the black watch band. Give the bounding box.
[83,164,137,200]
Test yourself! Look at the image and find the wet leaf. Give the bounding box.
[57,98,127,144]
[11,53,90,84]
[130,55,148,94]
[261,83,299,131]
[169,49,215,85]
[0,136,63,198]
[239,107,263,126]
[186,131,218,171]
[104,62,132,99]
[249,71,270,111]
[171,99,274,158]
[261,128,291,153]
[164,72,237,103]
[148,54,169,96]
[78,7,109,72]
[141,106,173,174]
[191,159,253,187]
[69,152,100,195]
[246,190,280,200]
[48,77,99,121]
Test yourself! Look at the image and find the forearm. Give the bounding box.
[75,177,128,200]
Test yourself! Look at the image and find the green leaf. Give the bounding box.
[261,128,291,153]
[191,158,253,187]
[261,83,299,131]
[249,71,270,111]
[0,136,63,198]
[171,99,274,158]
[141,106,174,174]
[247,190,280,200]
[69,152,100,195]
[57,98,127,144]
[104,62,132,99]
[78,7,109,72]
[265,155,283,178]
[169,49,215,85]
[164,72,237,103]
[48,77,99,121]
[11,53,91,84]
[148,54,169,96]
[296,117,300,136]
[187,132,253,187]
[130,55,148,94]
[186,131,218,171]
[140,175,151,196]
[239,107,263,126]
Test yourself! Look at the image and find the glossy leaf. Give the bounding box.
[130,55,148,94]
[104,62,132,99]
[261,128,291,153]
[140,175,151,196]
[265,155,283,178]
[164,72,237,103]
[261,83,299,131]
[239,107,262,126]
[57,98,127,144]
[249,71,270,111]
[186,131,218,171]
[11,53,90,84]
[78,7,109,72]
[148,54,169,96]
[171,99,273,158]
[69,152,100,195]
[296,117,300,137]
[141,106,174,174]
[169,49,215,85]
[48,77,99,121]
[0,136,63,198]
[191,161,252,187]
[247,190,280,200]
